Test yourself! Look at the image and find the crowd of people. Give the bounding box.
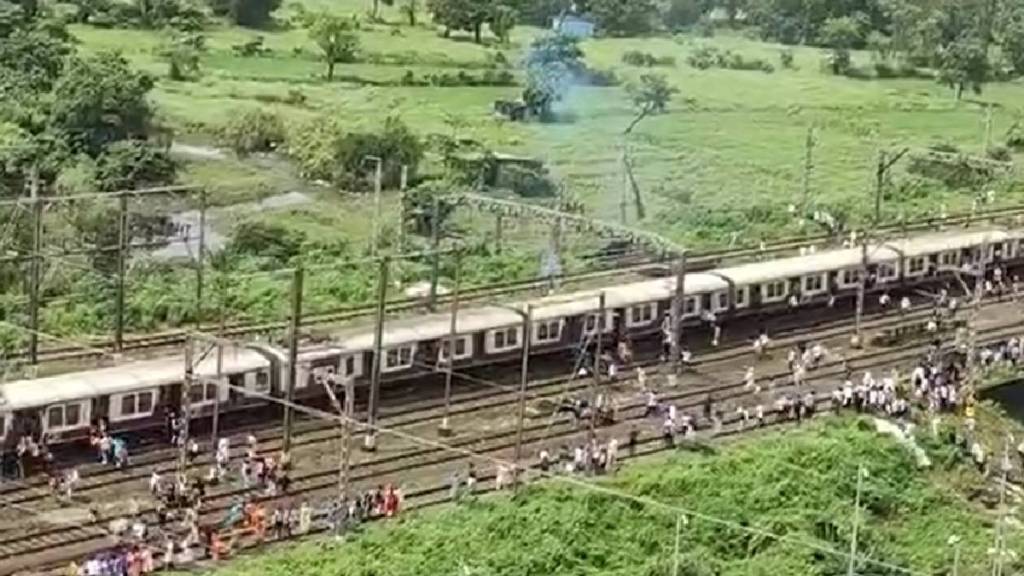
[35,271,1024,574]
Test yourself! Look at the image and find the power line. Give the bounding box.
[217,381,926,576]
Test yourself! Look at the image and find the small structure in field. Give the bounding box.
[552,13,596,39]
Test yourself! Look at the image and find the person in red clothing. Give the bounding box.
[383,484,400,517]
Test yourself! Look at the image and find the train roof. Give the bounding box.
[888,228,1013,256]
[0,348,270,411]
[331,273,730,351]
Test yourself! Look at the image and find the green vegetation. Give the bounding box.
[192,418,1014,576]
[4,0,1024,350]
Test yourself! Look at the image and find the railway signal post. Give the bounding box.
[365,256,390,451]
[283,266,304,455]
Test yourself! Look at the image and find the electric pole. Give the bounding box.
[282,266,304,454]
[874,147,910,224]
[195,188,207,329]
[27,167,42,365]
[365,256,389,451]
[371,158,383,257]
[428,198,441,311]
[670,254,687,371]
[114,193,129,352]
[802,125,816,216]
[439,250,461,436]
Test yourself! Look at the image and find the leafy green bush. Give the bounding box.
[216,108,285,156]
[94,141,177,192]
[286,116,424,190]
[621,50,676,67]
[687,45,774,73]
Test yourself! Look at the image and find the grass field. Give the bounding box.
[69,2,1024,251]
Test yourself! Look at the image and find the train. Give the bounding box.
[0,227,1018,449]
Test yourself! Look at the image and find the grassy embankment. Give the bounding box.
[187,417,1017,576]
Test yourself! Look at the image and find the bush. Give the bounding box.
[621,50,676,67]
[502,163,557,197]
[94,141,178,192]
[227,220,305,267]
[779,48,795,69]
[687,45,774,73]
[286,116,424,190]
[216,108,285,156]
[232,36,270,57]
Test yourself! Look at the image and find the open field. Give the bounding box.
[70,4,1024,249]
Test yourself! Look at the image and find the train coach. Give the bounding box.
[1,227,1021,449]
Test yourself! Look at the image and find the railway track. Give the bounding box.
[0,288,974,505]
[2,296,1021,573]
[16,202,1024,366]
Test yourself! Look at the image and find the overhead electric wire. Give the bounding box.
[216,379,926,576]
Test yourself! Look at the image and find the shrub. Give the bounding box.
[94,141,178,192]
[688,45,774,73]
[621,50,676,67]
[779,48,795,69]
[502,164,557,197]
[286,116,424,190]
[232,36,270,57]
[217,108,285,156]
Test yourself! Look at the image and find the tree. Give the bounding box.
[400,0,417,25]
[160,32,205,80]
[588,0,657,36]
[488,3,515,44]
[1001,10,1024,76]
[521,35,585,121]
[624,73,677,134]
[427,0,489,42]
[664,0,707,30]
[370,0,394,20]
[937,33,989,99]
[48,52,156,157]
[819,15,863,74]
[229,0,281,28]
[307,12,360,81]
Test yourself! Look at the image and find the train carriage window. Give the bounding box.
[839,268,861,288]
[534,320,562,344]
[188,383,220,405]
[627,304,656,326]
[342,356,357,378]
[802,274,825,294]
[46,402,87,431]
[683,296,699,317]
[121,394,136,416]
[439,337,472,362]
[877,263,898,281]
[735,287,749,308]
[489,327,521,353]
[907,257,926,275]
[714,291,729,311]
[939,251,958,267]
[113,390,156,421]
[762,281,787,302]
[384,345,416,372]
[0,413,6,440]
